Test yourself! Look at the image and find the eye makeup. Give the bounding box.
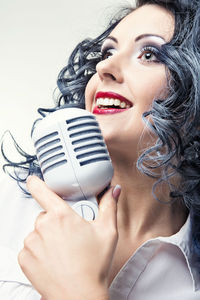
[137,45,161,63]
[100,35,164,63]
[134,36,164,64]
[101,46,116,60]
[100,38,117,60]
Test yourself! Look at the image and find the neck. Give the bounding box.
[110,159,188,241]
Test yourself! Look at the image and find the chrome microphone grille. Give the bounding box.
[66,116,110,166]
[34,131,67,174]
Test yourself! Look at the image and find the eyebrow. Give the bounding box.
[105,36,118,43]
[135,34,166,42]
[104,33,165,44]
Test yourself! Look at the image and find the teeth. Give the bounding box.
[96,99,102,106]
[114,99,120,106]
[96,98,131,109]
[120,102,126,108]
[109,99,114,105]
[104,98,110,105]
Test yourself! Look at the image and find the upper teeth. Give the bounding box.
[96,98,130,109]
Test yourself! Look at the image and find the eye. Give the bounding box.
[101,46,116,60]
[138,46,160,63]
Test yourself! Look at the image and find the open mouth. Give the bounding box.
[96,98,131,109]
[93,91,133,114]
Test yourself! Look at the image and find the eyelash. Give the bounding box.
[101,46,115,60]
[101,45,161,63]
[138,46,160,63]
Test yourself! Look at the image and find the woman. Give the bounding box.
[1,0,200,299]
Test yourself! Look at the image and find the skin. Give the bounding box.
[86,4,187,285]
[18,4,188,300]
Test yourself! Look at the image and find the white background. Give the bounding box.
[0,0,135,179]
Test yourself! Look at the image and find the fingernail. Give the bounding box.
[112,185,121,201]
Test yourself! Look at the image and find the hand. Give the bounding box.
[18,176,121,300]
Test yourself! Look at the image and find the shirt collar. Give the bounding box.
[155,214,200,291]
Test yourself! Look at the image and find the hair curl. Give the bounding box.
[136,0,200,272]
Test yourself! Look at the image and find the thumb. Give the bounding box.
[97,185,121,227]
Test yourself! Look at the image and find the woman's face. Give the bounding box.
[85,4,174,161]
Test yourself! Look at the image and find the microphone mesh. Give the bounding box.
[66,116,110,166]
[34,131,67,174]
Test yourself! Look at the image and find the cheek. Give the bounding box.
[85,73,98,111]
[129,67,168,108]
[147,74,168,101]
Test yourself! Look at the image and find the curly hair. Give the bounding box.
[136,0,200,271]
[2,0,200,270]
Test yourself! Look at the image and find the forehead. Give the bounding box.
[111,4,175,43]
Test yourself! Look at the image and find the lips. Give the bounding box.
[93,91,133,115]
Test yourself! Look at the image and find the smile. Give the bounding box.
[93,91,133,115]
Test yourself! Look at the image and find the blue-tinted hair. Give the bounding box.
[137,0,200,271]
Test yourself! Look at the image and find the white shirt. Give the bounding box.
[0,175,200,299]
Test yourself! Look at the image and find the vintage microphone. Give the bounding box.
[32,105,113,221]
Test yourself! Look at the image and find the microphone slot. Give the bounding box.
[74,143,104,152]
[36,138,61,153]
[72,136,103,145]
[68,122,98,131]
[34,131,58,147]
[43,160,67,174]
[80,157,110,166]
[69,129,101,138]
[76,150,107,160]
[38,145,63,160]
[66,116,95,124]
[41,153,66,168]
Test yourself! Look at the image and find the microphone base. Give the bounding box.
[66,197,98,221]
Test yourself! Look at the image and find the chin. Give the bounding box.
[98,122,116,143]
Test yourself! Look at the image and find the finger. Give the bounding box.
[18,248,45,294]
[34,211,46,232]
[27,175,69,213]
[19,231,39,263]
[35,211,46,222]
[97,185,121,228]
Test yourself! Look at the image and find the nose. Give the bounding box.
[96,55,124,83]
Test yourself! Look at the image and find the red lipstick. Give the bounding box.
[93,91,132,115]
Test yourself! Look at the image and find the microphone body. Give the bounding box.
[32,108,113,220]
